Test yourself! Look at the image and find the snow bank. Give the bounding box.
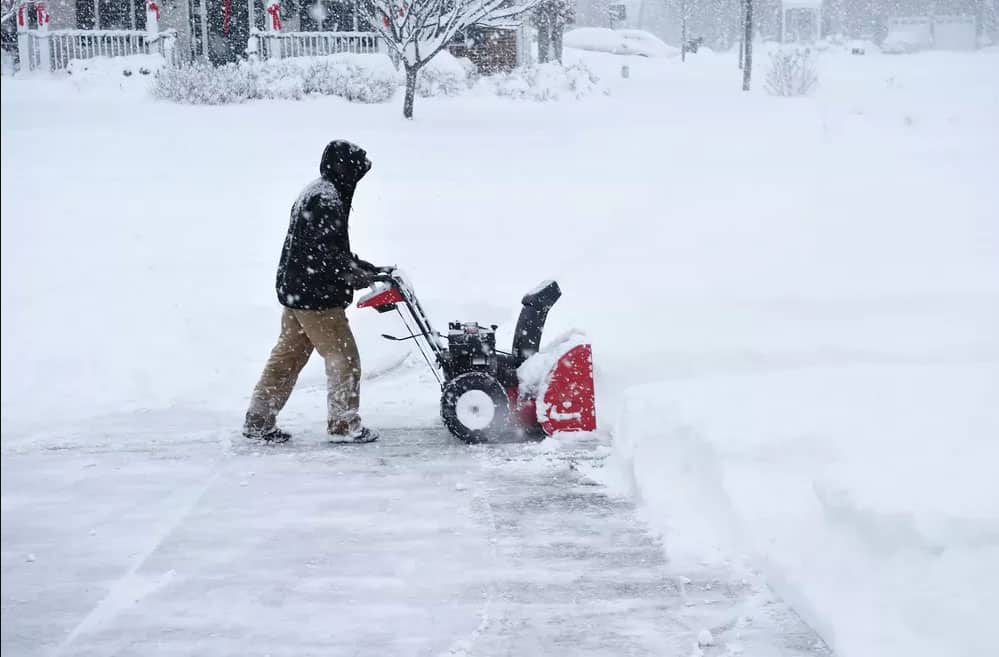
[55,54,167,96]
[602,366,999,657]
[66,54,166,80]
[565,27,678,58]
[478,61,605,101]
[152,55,399,105]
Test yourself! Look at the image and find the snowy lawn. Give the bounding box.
[2,47,998,657]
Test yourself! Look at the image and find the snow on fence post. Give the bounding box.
[146,1,160,35]
[16,6,31,71]
[246,32,259,58]
[266,2,283,59]
[35,3,52,72]
[146,2,172,63]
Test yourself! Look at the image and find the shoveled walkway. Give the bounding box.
[2,401,828,657]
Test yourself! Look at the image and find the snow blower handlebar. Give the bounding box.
[359,271,561,367]
[356,268,446,373]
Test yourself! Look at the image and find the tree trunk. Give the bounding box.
[738,0,745,69]
[742,0,753,91]
[553,22,564,63]
[404,65,418,119]
[537,21,551,64]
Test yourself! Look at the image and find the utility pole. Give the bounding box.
[680,0,688,62]
[742,0,753,90]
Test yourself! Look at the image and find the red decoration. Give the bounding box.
[266,3,282,30]
[17,6,25,27]
[147,1,160,20]
[35,3,50,25]
[222,0,231,34]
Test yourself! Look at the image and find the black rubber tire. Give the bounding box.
[440,372,511,444]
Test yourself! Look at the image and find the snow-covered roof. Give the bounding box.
[782,0,822,8]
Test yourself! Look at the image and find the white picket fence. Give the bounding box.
[249,30,382,59]
[25,29,180,72]
[11,24,381,74]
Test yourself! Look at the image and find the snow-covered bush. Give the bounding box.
[250,59,306,100]
[152,62,255,104]
[764,48,818,97]
[153,55,399,105]
[416,52,475,98]
[301,55,399,103]
[155,54,607,105]
[482,61,605,101]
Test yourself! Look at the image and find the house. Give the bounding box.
[35,0,364,64]
[5,0,532,72]
[582,0,994,50]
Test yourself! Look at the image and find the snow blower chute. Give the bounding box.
[357,270,596,443]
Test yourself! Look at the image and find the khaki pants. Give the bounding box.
[245,308,361,435]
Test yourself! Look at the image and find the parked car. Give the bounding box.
[881,23,931,54]
[564,28,679,58]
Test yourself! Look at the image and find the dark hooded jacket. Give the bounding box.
[276,141,374,310]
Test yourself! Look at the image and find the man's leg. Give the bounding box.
[293,308,362,436]
[244,309,314,434]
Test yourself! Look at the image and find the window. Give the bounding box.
[76,0,147,30]
[299,1,360,31]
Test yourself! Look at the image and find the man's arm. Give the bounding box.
[314,196,378,289]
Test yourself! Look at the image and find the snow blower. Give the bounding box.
[357,270,596,443]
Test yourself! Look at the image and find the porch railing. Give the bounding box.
[249,30,382,59]
[29,29,180,71]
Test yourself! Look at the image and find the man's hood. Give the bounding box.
[319,140,371,190]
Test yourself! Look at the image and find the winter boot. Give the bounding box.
[329,427,379,444]
[243,426,292,443]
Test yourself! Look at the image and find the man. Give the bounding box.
[244,140,381,443]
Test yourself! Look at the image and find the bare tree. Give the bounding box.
[357,0,541,119]
[741,0,753,90]
[1,0,29,25]
[764,47,818,96]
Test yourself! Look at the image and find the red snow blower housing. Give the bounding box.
[357,271,596,443]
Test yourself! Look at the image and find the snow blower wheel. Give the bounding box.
[441,372,510,443]
[357,270,596,443]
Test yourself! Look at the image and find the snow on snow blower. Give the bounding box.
[357,270,596,443]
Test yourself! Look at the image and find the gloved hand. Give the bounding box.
[354,257,378,274]
[348,260,376,290]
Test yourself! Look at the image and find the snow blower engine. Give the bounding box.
[357,270,596,443]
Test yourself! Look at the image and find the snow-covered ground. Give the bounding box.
[3,47,998,656]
